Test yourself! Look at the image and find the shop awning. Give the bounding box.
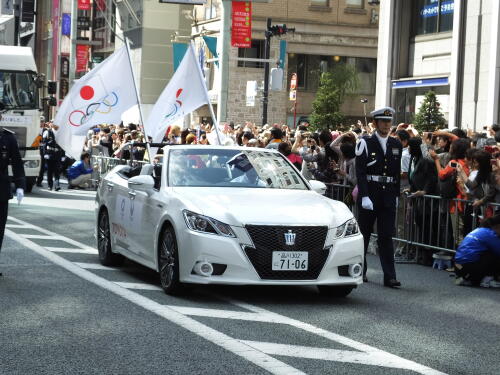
[392,77,449,89]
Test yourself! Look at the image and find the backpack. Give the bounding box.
[439,170,457,199]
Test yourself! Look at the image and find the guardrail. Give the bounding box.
[91,155,148,187]
[324,183,500,260]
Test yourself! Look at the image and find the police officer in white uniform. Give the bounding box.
[355,107,402,288]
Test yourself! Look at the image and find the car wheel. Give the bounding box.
[159,226,184,295]
[317,285,354,298]
[97,209,124,266]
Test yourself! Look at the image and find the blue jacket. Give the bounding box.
[455,227,500,264]
[67,160,93,180]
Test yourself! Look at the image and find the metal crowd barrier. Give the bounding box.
[91,155,148,186]
[324,183,500,260]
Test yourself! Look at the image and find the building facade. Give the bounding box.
[192,0,380,126]
[376,0,500,131]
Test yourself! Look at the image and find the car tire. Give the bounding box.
[97,209,124,266]
[317,285,354,298]
[159,226,185,295]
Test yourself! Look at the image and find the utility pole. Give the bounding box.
[262,18,272,126]
[262,20,294,126]
[13,0,20,46]
[218,0,231,123]
[68,0,78,87]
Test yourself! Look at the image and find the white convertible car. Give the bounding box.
[95,146,364,297]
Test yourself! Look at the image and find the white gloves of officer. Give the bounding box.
[44,154,49,160]
[361,196,373,211]
[16,188,24,205]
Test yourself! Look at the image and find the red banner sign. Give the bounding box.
[231,1,252,48]
[78,0,91,10]
[76,44,89,73]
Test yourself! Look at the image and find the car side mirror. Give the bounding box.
[309,180,327,195]
[128,175,155,193]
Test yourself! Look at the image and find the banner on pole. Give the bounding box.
[61,13,71,36]
[172,43,188,72]
[78,0,91,10]
[76,44,89,73]
[231,1,252,48]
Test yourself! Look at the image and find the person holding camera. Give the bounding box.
[355,107,402,287]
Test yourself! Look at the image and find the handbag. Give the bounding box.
[439,170,457,199]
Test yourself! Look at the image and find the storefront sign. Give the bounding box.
[77,0,90,10]
[77,16,90,30]
[289,73,297,101]
[420,0,454,18]
[231,1,252,48]
[21,0,35,22]
[61,13,71,36]
[76,44,89,73]
[60,56,69,78]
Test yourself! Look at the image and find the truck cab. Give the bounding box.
[0,45,42,192]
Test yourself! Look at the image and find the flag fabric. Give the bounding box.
[145,44,209,145]
[54,46,137,159]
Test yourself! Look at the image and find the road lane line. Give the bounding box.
[166,306,286,323]
[6,224,32,229]
[46,247,98,254]
[5,229,305,375]
[114,282,163,291]
[73,262,119,270]
[21,234,56,240]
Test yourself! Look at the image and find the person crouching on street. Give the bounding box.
[454,214,500,288]
[67,152,93,189]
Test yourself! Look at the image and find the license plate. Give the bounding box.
[272,252,308,271]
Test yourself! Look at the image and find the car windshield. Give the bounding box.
[0,71,38,109]
[168,148,309,190]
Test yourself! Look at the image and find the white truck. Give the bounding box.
[0,45,42,192]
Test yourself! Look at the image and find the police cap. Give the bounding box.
[370,107,395,121]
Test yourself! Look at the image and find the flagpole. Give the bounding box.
[190,42,223,145]
[124,37,153,159]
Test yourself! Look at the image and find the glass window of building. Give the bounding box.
[346,0,364,8]
[412,0,454,36]
[237,40,265,68]
[311,0,329,6]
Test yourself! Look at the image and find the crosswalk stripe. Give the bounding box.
[166,306,288,323]
[22,234,57,239]
[115,282,163,291]
[73,262,118,270]
[46,247,98,254]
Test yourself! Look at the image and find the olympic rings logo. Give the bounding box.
[68,92,119,127]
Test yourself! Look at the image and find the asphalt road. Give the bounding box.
[1,186,499,375]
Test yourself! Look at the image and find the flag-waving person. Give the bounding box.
[54,46,137,160]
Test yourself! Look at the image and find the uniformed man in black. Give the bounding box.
[355,107,402,288]
[0,113,26,276]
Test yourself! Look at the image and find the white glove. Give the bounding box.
[361,196,373,211]
[16,188,24,205]
[396,197,399,207]
[61,157,66,162]
[43,154,49,160]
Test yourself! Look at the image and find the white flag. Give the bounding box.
[54,46,137,159]
[145,44,208,144]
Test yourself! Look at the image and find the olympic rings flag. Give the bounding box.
[54,46,137,159]
[145,44,208,148]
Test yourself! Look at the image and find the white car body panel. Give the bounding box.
[95,146,364,287]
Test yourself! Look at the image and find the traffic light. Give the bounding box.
[268,24,295,37]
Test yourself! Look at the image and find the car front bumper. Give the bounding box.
[177,227,364,286]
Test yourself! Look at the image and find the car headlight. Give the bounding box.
[24,160,40,168]
[182,210,236,238]
[334,218,359,238]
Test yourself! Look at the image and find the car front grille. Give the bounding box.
[244,225,329,280]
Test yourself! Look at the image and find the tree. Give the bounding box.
[310,63,359,132]
[413,90,446,132]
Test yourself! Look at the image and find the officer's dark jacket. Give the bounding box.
[0,129,26,201]
[42,129,63,159]
[355,134,402,208]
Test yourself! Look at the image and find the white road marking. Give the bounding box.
[114,282,163,291]
[21,234,58,240]
[73,262,118,270]
[6,216,448,375]
[6,227,305,375]
[6,224,32,229]
[46,247,98,254]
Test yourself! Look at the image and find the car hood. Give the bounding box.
[171,187,353,228]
